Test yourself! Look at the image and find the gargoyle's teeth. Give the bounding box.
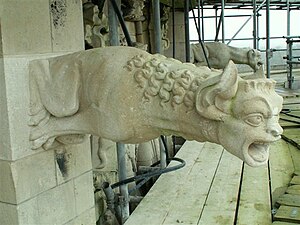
[255,142,268,146]
[248,142,269,162]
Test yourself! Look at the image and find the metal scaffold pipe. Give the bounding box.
[221,0,225,43]
[116,142,130,223]
[191,6,211,68]
[227,0,266,45]
[108,0,120,46]
[200,0,205,41]
[253,0,257,49]
[287,0,291,37]
[110,0,133,46]
[172,0,176,58]
[266,0,271,78]
[184,0,191,62]
[152,0,162,53]
[197,0,201,42]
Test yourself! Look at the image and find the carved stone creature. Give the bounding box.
[191,42,263,71]
[29,46,283,167]
[83,2,109,48]
[122,0,145,21]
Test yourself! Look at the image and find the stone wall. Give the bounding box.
[164,11,187,62]
[0,1,96,224]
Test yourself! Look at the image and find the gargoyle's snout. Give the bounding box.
[267,124,283,138]
[267,123,283,139]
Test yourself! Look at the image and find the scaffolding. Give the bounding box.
[188,0,300,83]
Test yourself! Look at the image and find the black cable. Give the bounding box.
[94,157,186,194]
[110,157,186,189]
[94,157,186,193]
[110,0,133,46]
[129,176,151,194]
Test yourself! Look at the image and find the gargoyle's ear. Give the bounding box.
[195,60,238,120]
[248,49,256,58]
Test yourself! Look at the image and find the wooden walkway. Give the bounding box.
[124,140,299,225]
[125,93,300,225]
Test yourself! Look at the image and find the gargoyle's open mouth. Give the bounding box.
[244,136,281,166]
[248,142,270,163]
[255,62,263,70]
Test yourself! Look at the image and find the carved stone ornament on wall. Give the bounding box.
[83,2,109,48]
[161,5,170,50]
[122,0,145,21]
[29,46,283,167]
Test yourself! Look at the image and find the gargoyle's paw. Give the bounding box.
[42,137,58,150]
[248,142,270,163]
[31,136,49,150]
[28,109,50,126]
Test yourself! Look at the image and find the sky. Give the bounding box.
[189,8,300,50]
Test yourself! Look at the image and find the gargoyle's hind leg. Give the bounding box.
[28,60,51,126]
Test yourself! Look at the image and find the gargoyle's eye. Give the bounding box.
[244,114,264,127]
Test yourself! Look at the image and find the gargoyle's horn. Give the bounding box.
[195,60,239,120]
[215,60,238,100]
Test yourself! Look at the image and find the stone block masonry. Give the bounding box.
[0,1,95,224]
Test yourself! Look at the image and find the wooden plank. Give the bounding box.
[273,222,300,225]
[286,185,300,195]
[124,141,221,225]
[282,95,300,106]
[277,194,300,207]
[284,128,300,173]
[161,143,224,225]
[280,114,300,128]
[269,140,295,200]
[291,176,300,185]
[283,128,300,136]
[274,205,300,223]
[283,128,300,149]
[288,142,300,173]
[280,121,300,128]
[197,150,243,225]
[236,164,272,225]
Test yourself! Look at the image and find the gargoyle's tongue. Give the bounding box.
[248,143,268,162]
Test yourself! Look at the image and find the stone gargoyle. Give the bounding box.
[191,42,263,72]
[29,46,283,167]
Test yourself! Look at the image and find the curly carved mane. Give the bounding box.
[125,54,215,110]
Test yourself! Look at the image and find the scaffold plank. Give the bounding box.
[269,140,295,196]
[162,143,224,225]
[197,150,243,225]
[235,164,272,225]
